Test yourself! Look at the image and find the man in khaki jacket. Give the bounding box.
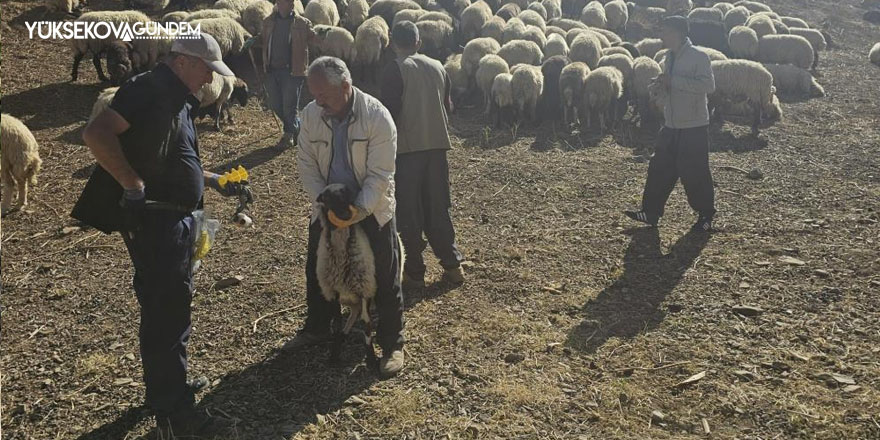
[379,21,464,289]
[625,16,717,232]
[261,0,315,148]
[289,57,406,378]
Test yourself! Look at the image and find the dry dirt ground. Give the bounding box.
[2,0,880,438]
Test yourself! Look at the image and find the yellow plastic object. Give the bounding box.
[193,229,212,261]
[217,166,249,188]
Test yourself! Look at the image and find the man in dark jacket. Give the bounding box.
[76,34,242,438]
[625,16,717,232]
[380,21,464,288]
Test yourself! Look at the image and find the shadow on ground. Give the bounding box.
[567,228,709,354]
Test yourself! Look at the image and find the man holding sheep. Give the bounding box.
[625,16,717,232]
[380,21,465,289]
[289,56,406,378]
[261,0,316,149]
[75,34,241,438]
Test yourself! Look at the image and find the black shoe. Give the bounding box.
[187,376,209,394]
[624,210,658,227]
[692,213,714,232]
[157,406,236,439]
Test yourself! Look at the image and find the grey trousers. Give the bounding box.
[264,68,304,135]
[642,126,716,217]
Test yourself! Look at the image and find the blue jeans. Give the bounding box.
[265,68,304,135]
[122,211,195,416]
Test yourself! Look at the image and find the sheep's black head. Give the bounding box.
[231,79,250,107]
[318,183,354,226]
[106,41,134,86]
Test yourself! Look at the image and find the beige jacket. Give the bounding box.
[296,88,398,227]
[661,39,716,129]
[261,12,315,76]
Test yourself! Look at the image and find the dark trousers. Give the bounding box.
[122,211,195,416]
[264,68,304,135]
[304,216,405,351]
[394,149,463,278]
[642,126,716,217]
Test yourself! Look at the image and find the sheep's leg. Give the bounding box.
[93,52,109,82]
[329,300,344,364]
[1,168,15,216]
[751,105,761,136]
[71,52,84,82]
[812,52,819,71]
[213,102,223,131]
[16,176,28,210]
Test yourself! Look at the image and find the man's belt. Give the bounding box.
[144,200,195,213]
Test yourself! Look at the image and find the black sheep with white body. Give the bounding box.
[316,183,380,365]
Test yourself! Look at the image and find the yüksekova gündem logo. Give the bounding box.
[26,21,200,41]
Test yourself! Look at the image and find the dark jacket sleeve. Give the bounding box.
[380,62,404,123]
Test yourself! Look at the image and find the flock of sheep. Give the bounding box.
[2,0,879,220]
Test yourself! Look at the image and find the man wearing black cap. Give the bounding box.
[75,34,241,437]
[625,15,717,232]
[380,20,465,289]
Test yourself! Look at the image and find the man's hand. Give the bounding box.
[657,73,672,90]
[328,205,368,228]
[120,186,145,238]
[206,172,245,197]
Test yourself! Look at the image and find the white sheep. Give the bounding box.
[342,0,370,30]
[418,11,454,27]
[510,64,544,125]
[544,33,570,60]
[632,56,663,127]
[723,6,751,30]
[305,0,341,26]
[780,16,809,28]
[628,4,666,34]
[746,13,776,38]
[709,59,782,134]
[189,17,253,57]
[762,63,825,97]
[490,73,515,126]
[871,42,880,66]
[634,37,663,59]
[598,53,633,95]
[569,33,602,68]
[461,1,493,42]
[161,11,190,23]
[214,0,258,15]
[758,34,814,70]
[579,1,607,29]
[666,0,692,15]
[186,8,240,21]
[523,26,548,50]
[788,27,826,68]
[729,25,759,59]
[445,54,469,105]
[476,54,510,113]
[520,10,547,31]
[131,0,170,11]
[393,9,426,28]
[589,27,620,46]
[546,25,567,37]
[353,16,389,83]
[369,0,421,27]
[70,10,151,82]
[603,0,628,32]
[712,2,734,14]
[559,61,589,126]
[194,73,249,130]
[582,66,623,133]
[481,16,506,43]
[417,20,454,60]
[542,0,562,20]
[462,37,502,80]
[45,0,80,15]
[311,25,356,63]
[734,0,772,13]
[1,114,42,216]
[550,18,588,32]
[603,46,631,58]
[688,7,723,22]
[240,1,274,34]
[88,87,120,124]
[503,17,528,43]
[497,39,544,67]
[528,3,549,21]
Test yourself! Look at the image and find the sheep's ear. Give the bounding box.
[317,192,325,204]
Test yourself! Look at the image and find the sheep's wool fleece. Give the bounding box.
[316,216,377,307]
